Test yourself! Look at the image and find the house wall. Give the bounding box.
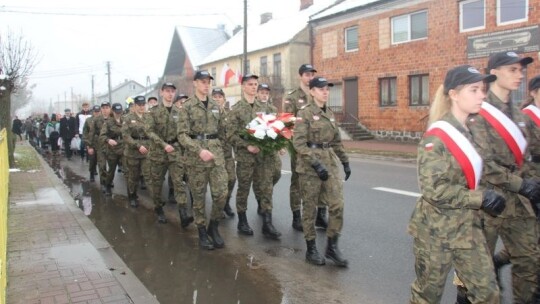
[312,0,540,141]
[96,81,145,106]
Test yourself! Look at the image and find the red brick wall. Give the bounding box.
[312,0,540,139]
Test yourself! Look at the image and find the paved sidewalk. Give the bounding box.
[343,139,417,154]
[7,145,157,304]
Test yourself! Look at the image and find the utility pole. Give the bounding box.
[70,87,74,112]
[91,75,95,104]
[106,61,112,103]
[243,0,247,75]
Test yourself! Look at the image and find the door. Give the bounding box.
[344,77,358,120]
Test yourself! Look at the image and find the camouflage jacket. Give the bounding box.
[145,103,182,162]
[468,91,534,217]
[122,112,150,159]
[82,116,95,148]
[221,107,234,160]
[99,116,124,156]
[177,95,225,167]
[292,103,348,176]
[88,115,108,150]
[408,113,484,249]
[523,104,540,177]
[284,87,312,116]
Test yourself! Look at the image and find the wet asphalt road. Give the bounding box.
[43,152,513,304]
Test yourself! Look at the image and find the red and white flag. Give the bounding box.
[220,63,236,87]
[425,120,483,190]
[522,105,540,127]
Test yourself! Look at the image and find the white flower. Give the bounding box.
[270,120,285,131]
[263,114,276,123]
[267,128,278,139]
[253,129,266,139]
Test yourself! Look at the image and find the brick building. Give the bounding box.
[310,0,540,141]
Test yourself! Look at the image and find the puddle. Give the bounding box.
[44,156,284,304]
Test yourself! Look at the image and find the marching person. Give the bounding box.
[59,108,77,160]
[82,105,102,182]
[212,88,235,218]
[285,64,328,231]
[293,77,351,267]
[89,102,112,192]
[178,70,227,250]
[122,96,150,207]
[76,102,92,161]
[467,51,540,303]
[409,65,504,303]
[145,82,191,225]
[99,103,125,196]
[45,114,61,155]
[227,74,281,239]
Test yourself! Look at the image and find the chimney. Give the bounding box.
[260,12,272,24]
[300,0,313,10]
[233,25,243,35]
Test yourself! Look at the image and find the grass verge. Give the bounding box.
[13,145,42,171]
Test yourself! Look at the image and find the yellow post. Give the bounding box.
[0,128,8,304]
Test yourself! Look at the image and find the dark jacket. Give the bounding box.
[12,118,22,134]
[60,116,77,139]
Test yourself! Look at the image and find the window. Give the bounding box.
[498,0,528,25]
[260,56,268,76]
[273,53,281,78]
[211,67,216,86]
[345,26,358,51]
[392,11,427,44]
[379,77,397,106]
[511,67,527,103]
[409,74,429,106]
[328,83,343,112]
[460,0,485,32]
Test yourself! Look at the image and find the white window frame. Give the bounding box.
[391,10,428,45]
[497,0,528,26]
[344,26,359,52]
[460,0,485,32]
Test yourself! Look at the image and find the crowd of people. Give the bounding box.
[20,63,352,268]
[409,51,540,304]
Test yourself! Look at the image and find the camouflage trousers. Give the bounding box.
[225,157,236,203]
[124,157,146,194]
[236,153,275,213]
[186,165,227,227]
[105,152,123,186]
[299,173,343,241]
[410,238,500,304]
[149,158,187,208]
[88,151,97,175]
[97,147,108,185]
[290,156,326,212]
[483,210,539,303]
[141,156,152,190]
[254,153,281,204]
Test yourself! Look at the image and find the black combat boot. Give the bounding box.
[197,226,214,250]
[325,236,348,267]
[178,207,194,228]
[455,286,471,304]
[140,178,147,190]
[315,207,328,230]
[105,185,113,196]
[223,201,235,217]
[155,207,167,224]
[128,193,138,208]
[207,220,224,248]
[168,188,177,204]
[305,240,325,266]
[262,211,281,239]
[237,212,254,235]
[292,210,303,231]
[89,172,95,182]
[493,252,510,287]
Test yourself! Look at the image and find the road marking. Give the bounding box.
[373,187,421,198]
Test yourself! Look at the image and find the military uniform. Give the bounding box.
[293,102,347,241]
[178,95,227,247]
[82,115,97,181]
[122,111,150,205]
[89,115,109,189]
[145,102,188,223]
[468,91,539,303]
[99,115,124,194]
[222,107,236,211]
[409,113,499,304]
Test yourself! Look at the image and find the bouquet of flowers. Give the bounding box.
[241,113,297,156]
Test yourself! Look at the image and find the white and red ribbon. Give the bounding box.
[479,102,527,167]
[522,105,540,127]
[425,121,483,190]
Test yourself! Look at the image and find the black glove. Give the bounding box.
[518,179,540,202]
[342,162,351,181]
[481,189,506,217]
[312,162,329,181]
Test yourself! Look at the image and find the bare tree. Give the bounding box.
[0,29,39,167]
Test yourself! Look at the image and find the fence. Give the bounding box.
[0,128,8,304]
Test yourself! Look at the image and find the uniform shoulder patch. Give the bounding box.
[424,143,434,151]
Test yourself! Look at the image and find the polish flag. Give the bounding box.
[220,63,236,87]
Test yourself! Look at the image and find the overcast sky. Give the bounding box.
[0,0,329,114]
